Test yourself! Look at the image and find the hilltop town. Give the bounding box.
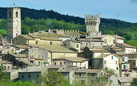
[0,7,137,86]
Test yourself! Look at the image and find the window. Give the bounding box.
[60,62,62,65]
[64,43,66,46]
[101,43,103,45]
[37,74,39,78]
[122,58,124,62]
[9,12,11,18]
[79,73,81,77]
[104,60,106,64]
[50,42,52,45]
[112,56,113,59]
[22,75,24,78]
[54,62,56,65]
[123,65,126,70]
[64,62,65,64]
[133,62,135,65]
[113,40,115,44]
[116,67,118,70]
[116,61,117,64]
[105,39,107,43]
[76,44,79,48]
[86,43,88,46]
[16,12,18,17]
[36,41,38,44]
[28,74,30,78]
[38,62,40,65]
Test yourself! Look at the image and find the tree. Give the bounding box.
[38,70,72,86]
[131,78,137,86]
[0,66,10,86]
[10,81,36,86]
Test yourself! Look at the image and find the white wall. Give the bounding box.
[103,55,119,72]
[117,39,124,43]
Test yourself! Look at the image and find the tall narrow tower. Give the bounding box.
[85,14,100,34]
[7,7,21,42]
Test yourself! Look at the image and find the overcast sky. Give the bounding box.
[0,0,137,23]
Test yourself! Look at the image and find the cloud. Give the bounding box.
[131,0,137,3]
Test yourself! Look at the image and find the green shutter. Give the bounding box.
[77,44,79,48]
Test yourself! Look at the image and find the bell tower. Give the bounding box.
[7,7,21,42]
[85,14,100,36]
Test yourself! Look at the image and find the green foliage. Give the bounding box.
[131,78,137,86]
[104,68,114,74]
[10,81,36,86]
[0,66,9,85]
[0,29,7,35]
[38,70,71,86]
[126,40,137,47]
[74,80,87,86]
[21,17,84,34]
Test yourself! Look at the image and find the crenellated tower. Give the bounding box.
[85,14,101,37]
[7,7,21,42]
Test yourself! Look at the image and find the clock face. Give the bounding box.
[15,20,19,27]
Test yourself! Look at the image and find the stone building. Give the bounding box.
[63,40,81,53]
[13,34,62,45]
[7,7,21,42]
[85,14,101,38]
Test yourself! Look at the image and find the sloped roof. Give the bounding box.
[111,35,125,40]
[91,49,110,53]
[65,32,81,35]
[127,52,137,55]
[18,59,36,66]
[28,34,61,41]
[79,38,104,42]
[53,57,89,62]
[91,35,111,39]
[116,43,136,48]
[35,58,43,60]
[95,54,110,58]
[13,45,30,49]
[10,53,27,58]
[20,35,34,40]
[91,35,125,40]
[118,77,132,83]
[88,69,102,73]
[30,44,75,53]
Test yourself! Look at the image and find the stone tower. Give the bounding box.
[7,7,21,42]
[85,14,101,37]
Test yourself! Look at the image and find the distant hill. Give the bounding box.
[0,7,137,29]
[1,7,137,47]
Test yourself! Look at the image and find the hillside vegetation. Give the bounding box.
[0,7,137,46]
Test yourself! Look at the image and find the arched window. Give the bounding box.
[16,12,18,17]
[9,12,11,18]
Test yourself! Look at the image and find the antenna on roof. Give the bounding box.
[12,0,16,7]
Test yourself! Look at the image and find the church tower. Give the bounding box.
[7,7,21,42]
[85,14,101,37]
